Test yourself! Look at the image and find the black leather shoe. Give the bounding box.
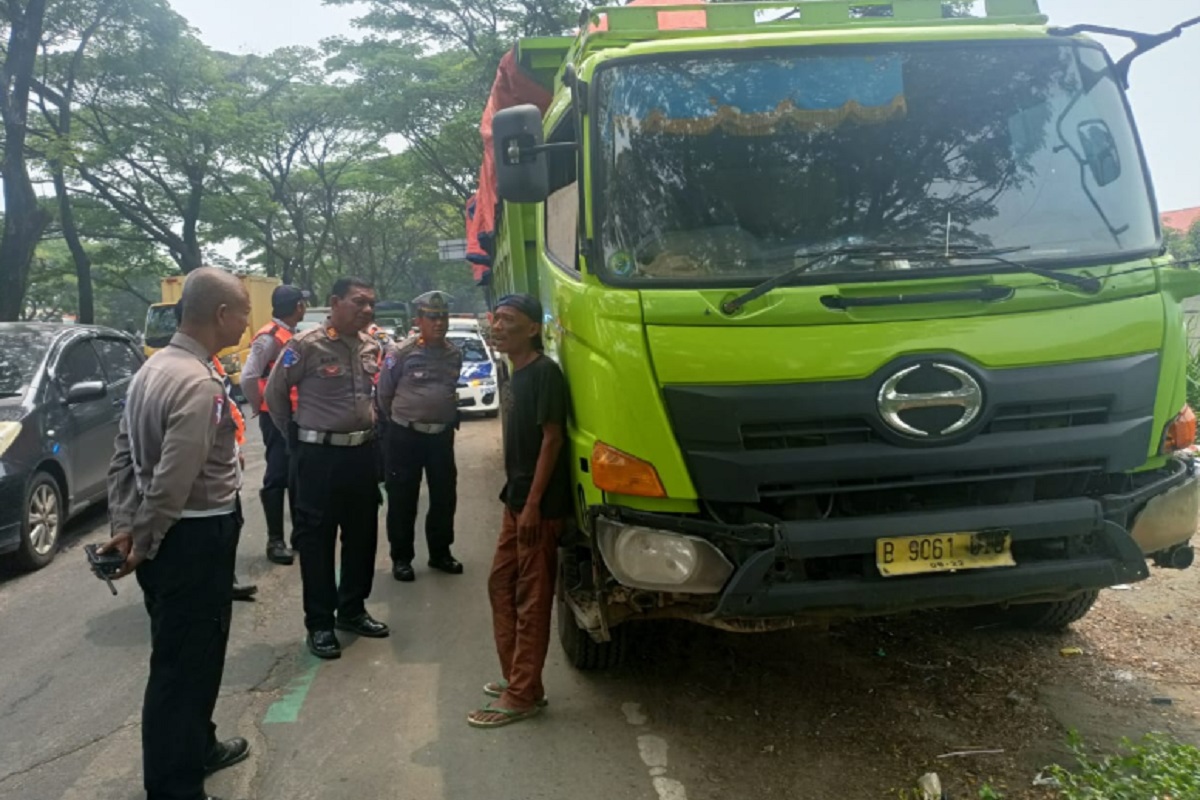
[204,737,250,775]
[266,539,294,565]
[336,613,390,638]
[307,630,342,659]
[232,581,258,601]
[428,555,464,575]
[393,562,415,582]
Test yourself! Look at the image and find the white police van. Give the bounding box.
[449,330,499,416]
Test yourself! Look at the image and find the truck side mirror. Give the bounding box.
[494,105,549,203]
[1077,119,1121,188]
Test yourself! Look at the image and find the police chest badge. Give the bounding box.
[281,347,300,368]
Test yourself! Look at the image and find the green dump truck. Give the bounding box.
[474,0,1200,669]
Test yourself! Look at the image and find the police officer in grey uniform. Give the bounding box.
[241,284,309,566]
[265,276,389,660]
[101,267,253,800]
[378,291,464,582]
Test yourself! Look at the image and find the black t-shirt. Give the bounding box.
[501,355,571,519]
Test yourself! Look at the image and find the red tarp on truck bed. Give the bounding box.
[465,47,552,284]
[466,0,707,285]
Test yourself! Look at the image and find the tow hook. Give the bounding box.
[1153,543,1195,570]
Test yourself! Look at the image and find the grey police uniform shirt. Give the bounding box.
[240,317,293,413]
[107,332,240,559]
[265,321,381,434]
[377,336,462,426]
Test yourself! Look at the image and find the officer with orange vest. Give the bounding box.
[241,284,308,566]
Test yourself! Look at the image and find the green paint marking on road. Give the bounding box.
[263,648,322,724]
[262,570,341,724]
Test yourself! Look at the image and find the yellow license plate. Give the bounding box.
[876,531,1015,577]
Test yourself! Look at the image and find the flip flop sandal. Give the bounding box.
[483,680,549,707]
[467,702,543,729]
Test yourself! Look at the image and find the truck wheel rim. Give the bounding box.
[28,484,59,556]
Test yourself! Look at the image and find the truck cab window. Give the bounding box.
[544,114,579,270]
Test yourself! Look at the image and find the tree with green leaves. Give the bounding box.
[1165,222,1199,263]
[63,22,250,272]
[0,0,52,320]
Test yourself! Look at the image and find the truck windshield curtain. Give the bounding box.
[593,41,1158,283]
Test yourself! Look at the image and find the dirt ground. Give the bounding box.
[606,565,1200,799]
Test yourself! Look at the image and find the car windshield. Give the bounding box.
[0,330,54,397]
[594,41,1158,283]
[297,309,329,332]
[144,305,177,349]
[449,337,489,363]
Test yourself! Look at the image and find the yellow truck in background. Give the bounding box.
[143,274,280,394]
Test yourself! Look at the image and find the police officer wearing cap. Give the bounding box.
[241,284,309,566]
[265,276,389,659]
[102,267,253,800]
[377,290,464,582]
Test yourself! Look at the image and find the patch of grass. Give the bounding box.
[1048,731,1200,800]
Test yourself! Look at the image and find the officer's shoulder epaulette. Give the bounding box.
[292,327,325,346]
[393,335,420,357]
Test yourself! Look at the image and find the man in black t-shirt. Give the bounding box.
[468,294,570,729]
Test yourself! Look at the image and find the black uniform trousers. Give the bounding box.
[259,412,290,494]
[293,441,379,631]
[136,511,239,800]
[385,421,457,564]
[258,413,295,541]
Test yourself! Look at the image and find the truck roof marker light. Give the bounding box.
[1161,405,1197,455]
[592,442,667,498]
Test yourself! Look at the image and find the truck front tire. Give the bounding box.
[556,595,628,670]
[994,590,1100,631]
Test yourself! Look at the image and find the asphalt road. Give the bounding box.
[0,418,657,800]
[2,416,1198,800]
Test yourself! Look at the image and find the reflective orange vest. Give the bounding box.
[210,358,246,447]
[255,322,299,413]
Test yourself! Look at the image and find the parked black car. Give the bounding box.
[0,323,144,570]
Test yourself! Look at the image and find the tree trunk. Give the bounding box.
[0,0,52,321]
[52,168,95,323]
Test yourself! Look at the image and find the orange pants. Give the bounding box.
[487,506,561,708]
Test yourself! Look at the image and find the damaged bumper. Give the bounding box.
[593,459,1197,622]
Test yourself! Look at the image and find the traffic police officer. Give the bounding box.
[265,276,389,659]
[377,290,464,582]
[102,267,253,800]
[241,284,309,565]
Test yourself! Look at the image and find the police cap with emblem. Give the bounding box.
[413,291,452,318]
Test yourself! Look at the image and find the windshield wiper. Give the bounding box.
[938,246,1103,294]
[721,244,1096,314]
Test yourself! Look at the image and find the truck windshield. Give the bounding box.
[593,41,1158,284]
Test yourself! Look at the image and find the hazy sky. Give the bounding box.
[168,0,1199,211]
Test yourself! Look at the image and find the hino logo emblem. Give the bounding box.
[877,363,983,438]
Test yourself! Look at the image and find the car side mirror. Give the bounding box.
[494,105,550,203]
[66,380,107,405]
[1077,119,1122,187]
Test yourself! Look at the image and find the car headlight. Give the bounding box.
[0,421,22,459]
[596,517,734,594]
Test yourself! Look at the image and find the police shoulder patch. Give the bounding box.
[281,347,300,368]
[384,353,396,370]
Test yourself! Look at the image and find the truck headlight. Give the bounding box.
[0,421,20,458]
[597,517,733,595]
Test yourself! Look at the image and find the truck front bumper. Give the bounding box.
[595,459,1196,621]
